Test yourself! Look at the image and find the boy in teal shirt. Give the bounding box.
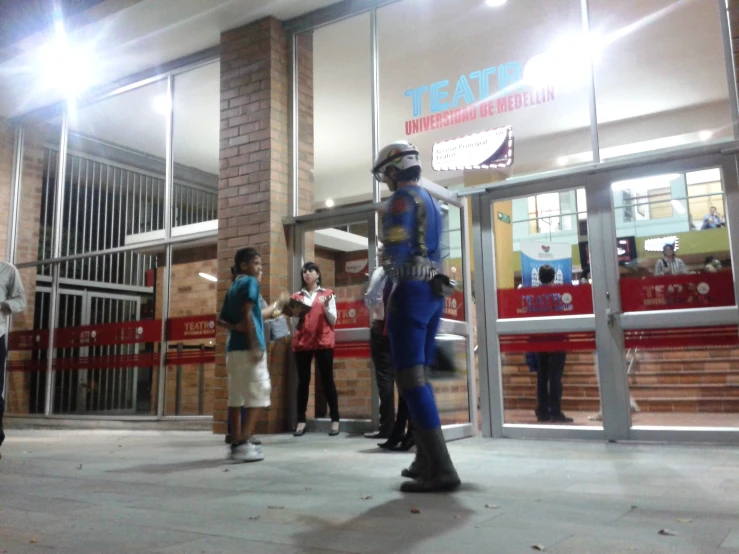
[218,248,270,462]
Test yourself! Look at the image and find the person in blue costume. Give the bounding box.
[371,140,461,493]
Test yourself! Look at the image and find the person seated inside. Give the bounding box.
[702,206,725,229]
[704,256,722,273]
[654,243,688,276]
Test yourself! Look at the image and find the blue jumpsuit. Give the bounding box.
[383,184,444,430]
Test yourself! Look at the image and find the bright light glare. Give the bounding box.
[524,33,602,89]
[153,95,172,115]
[38,25,92,100]
[198,272,218,282]
[486,0,507,6]
[556,157,568,166]
[325,199,335,208]
[671,200,686,214]
[699,130,713,141]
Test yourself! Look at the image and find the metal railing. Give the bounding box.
[37,148,217,287]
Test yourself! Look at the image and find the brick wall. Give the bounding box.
[5,120,43,414]
[216,17,291,435]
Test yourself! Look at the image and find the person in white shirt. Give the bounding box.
[0,261,27,449]
[363,246,395,440]
[654,244,688,276]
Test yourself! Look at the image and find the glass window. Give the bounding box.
[299,13,372,213]
[66,80,169,256]
[17,118,61,266]
[378,0,592,191]
[591,0,732,160]
[172,62,219,229]
[612,167,733,308]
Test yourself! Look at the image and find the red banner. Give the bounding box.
[55,319,162,349]
[8,329,49,351]
[168,315,217,341]
[334,341,371,359]
[620,272,735,312]
[335,300,370,329]
[497,284,593,319]
[443,290,465,321]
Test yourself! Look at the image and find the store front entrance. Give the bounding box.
[470,144,739,442]
[287,180,478,440]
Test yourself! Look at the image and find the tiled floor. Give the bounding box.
[2,429,739,553]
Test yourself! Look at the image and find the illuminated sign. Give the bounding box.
[644,236,679,253]
[431,127,513,171]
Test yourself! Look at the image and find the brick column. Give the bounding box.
[215,17,291,435]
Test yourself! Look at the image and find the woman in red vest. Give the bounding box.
[291,262,340,437]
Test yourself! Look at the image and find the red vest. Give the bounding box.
[291,289,336,352]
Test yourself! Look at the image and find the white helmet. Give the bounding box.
[372,141,421,183]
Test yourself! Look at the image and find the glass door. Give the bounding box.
[603,152,739,439]
[294,212,379,434]
[476,176,605,440]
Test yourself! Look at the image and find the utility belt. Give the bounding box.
[388,258,456,298]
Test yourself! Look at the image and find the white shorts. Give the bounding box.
[226,350,271,408]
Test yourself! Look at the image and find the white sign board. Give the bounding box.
[431,126,513,171]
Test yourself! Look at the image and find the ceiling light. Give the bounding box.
[699,130,713,141]
[325,199,335,208]
[644,236,679,252]
[486,0,507,6]
[198,272,217,282]
[557,157,568,166]
[38,22,93,100]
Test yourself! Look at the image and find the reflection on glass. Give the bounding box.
[433,334,471,426]
[17,119,61,265]
[591,0,732,160]
[172,62,219,229]
[304,13,372,213]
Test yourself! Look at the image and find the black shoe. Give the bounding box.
[389,434,415,452]
[225,433,232,444]
[535,412,550,422]
[294,424,307,437]
[549,412,574,423]
[378,437,402,450]
[364,430,389,439]
[399,427,460,493]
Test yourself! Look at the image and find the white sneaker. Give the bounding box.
[231,442,264,463]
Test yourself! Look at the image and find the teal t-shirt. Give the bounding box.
[221,275,266,352]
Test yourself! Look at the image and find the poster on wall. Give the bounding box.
[520,240,572,288]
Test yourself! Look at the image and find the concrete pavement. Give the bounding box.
[1,429,738,553]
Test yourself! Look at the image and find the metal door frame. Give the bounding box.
[285,179,478,441]
[470,145,739,443]
[37,287,143,415]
